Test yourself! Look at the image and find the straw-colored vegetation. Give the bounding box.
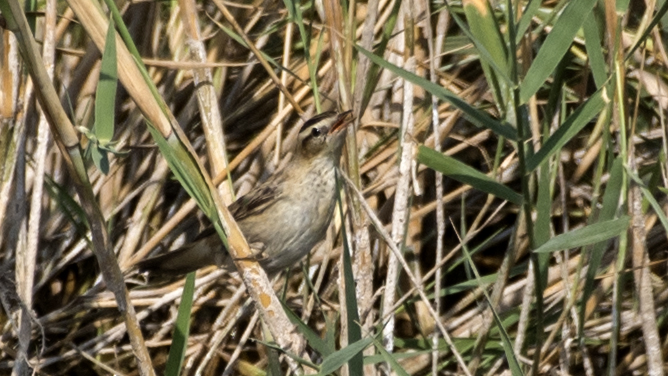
[1,0,667,375]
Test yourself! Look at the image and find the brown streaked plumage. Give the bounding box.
[137,111,353,276]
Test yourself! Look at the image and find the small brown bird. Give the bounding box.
[138,111,353,276]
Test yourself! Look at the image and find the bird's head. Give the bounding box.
[297,111,353,161]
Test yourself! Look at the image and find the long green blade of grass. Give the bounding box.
[526,89,606,172]
[624,0,668,62]
[94,19,117,145]
[519,0,598,103]
[282,302,334,357]
[533,217,630,254]
[165,272,195,376]
[357,46,518,141]
[371,337,410,376]
[317,337,374,376]
[582,12,608,89]
[464,0,510,115]
[515,0,542,44]
[534,156,552,296]
[417,146,523,205]
[444,1,512,87]
[579,157,624,336]
[89,19,118,174]
[460,236,524,375]
[335,172,363,376]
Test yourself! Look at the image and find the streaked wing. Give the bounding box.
[229,178,283,221]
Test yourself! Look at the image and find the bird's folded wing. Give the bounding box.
[229,179,283,221]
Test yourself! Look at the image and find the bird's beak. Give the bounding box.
[329,110,353,134]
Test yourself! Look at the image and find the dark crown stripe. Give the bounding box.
[299,111,337,133]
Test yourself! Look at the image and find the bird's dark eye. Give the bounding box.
[311,127,322,137]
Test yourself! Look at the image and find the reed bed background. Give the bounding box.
[1,0,667,375]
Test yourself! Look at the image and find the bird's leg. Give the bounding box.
[233,242,269,262]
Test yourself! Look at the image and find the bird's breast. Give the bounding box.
[236,160,338,273]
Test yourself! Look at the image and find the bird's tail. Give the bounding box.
[136,232,229,276]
